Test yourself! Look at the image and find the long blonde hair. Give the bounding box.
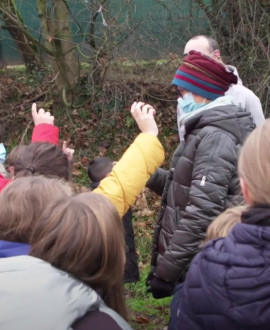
[30,192,128,319]
[238,119,270,205]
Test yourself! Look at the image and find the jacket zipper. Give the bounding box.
[200,175,206,186]
[200,133,221,187]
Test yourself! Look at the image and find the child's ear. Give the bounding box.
[240,177,252,204]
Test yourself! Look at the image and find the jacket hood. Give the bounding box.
[0,240,30,257]
[0,256,131,330]
[200,223,270,327]
[185,103,255,144]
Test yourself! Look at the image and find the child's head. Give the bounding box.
[87,156,113,183]
[30,192,127,318]
[7,142,70,180]
[0,176,72,243]
[238,119,270,205]
[204,205,247,245]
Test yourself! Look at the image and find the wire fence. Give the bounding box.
[0,0,269,115]
[0,0,210,64]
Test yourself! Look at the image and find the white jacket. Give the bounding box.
[0,256,132,330]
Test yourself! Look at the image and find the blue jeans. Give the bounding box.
[168,283,183,330]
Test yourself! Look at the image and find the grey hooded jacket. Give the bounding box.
[148,102,254,284]
[226,66,265,126]
[0,256,132,330]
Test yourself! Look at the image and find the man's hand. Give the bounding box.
[32,103,54,126]
[131,101,158,136]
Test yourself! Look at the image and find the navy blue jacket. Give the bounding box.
[177,222,270,330]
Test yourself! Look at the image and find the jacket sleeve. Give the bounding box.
[146,168,168,196]
[155,131,239,283]
[94,133,164,218]
[31,124,59,146]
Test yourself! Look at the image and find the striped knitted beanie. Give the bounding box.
[172,51,237,100]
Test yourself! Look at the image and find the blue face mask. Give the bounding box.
[178,93,206,114]
[0,143,6,163]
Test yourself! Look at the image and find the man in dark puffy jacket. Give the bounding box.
[145,51,255,328]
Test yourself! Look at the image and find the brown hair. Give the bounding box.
[30,192,128,319]
[7,142,70,180]
[238,119,270,205]
[0,176,72,243]
[203,205,247,245]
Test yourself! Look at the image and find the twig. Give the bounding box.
[19,120,32,146]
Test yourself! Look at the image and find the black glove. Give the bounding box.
[145,271,155,287]
[146,274,174,299]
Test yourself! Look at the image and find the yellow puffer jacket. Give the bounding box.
[94,133,164,217]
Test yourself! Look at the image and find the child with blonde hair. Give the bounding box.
[175,118,270,330]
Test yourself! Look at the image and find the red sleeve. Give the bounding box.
[31,124,59,146]
[0,176,11,192]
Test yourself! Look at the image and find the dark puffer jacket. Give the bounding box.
[178,208,270,330]
[148,103,254,284]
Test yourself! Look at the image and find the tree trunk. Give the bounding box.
[0,0,42,72]
[36,0,80,101]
